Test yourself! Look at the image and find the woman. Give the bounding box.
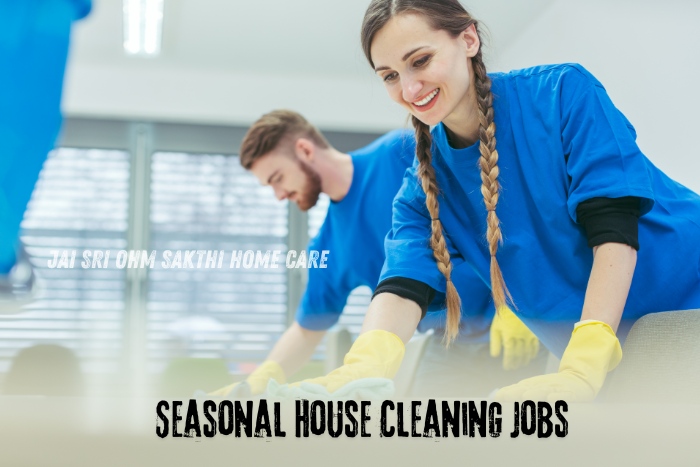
[288,0,700,402]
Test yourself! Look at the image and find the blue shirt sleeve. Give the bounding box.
[561,65,655,223]
[294,230,354,331]
[380,166,464,293]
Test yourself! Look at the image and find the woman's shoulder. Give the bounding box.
[490,63,608,107]
[490,63,602,88]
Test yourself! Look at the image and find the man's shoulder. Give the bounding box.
[353,128,413,154]
[352,129,415,169]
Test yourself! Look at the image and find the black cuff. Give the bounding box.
[576,196,641,250]
[373,277,436,319]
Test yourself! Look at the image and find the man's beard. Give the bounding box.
[295,160,322,211]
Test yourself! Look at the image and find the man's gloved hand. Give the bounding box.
[490,306,540,370]
[208,360,285,397]
[293,329,405,393]
[495,320,623,402]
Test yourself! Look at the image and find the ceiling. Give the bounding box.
[61,1,700,193]
[63,0,558,130]
[71,0,557,77]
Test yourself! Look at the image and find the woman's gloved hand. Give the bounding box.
[495,320,623,402]
[294,329,405,393]
[490,306,540,370]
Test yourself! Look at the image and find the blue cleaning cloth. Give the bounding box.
[265,378,395,401]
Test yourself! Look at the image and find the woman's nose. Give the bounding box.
[402,78,423,102]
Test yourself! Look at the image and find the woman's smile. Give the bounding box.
[411,88,440,112]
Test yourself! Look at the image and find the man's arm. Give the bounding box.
[208,322,326,396]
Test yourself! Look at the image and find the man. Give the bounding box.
[210,110,543,397]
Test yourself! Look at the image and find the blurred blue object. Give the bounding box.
[0,0,91,274]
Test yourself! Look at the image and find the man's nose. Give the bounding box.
[273,186,288,201]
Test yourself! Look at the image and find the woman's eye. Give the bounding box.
[414,55,431,67]
[383,72,398,82]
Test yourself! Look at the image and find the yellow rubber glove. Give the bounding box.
[295,329,405,393]
[490,306,540,370]
[495,320,622,402]
[208,360,285,397]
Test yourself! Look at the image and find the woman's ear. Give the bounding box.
[461,23,480,58]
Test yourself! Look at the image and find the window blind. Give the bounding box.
[147,152,288,373]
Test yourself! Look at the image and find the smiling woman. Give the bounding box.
[364,1,505,344]
[369,13,478,134]
[276,0,700,403]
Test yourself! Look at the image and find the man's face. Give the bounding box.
[249,149,322,211]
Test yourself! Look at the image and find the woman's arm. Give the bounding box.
[496,241,634,402]
[581,242,637,331]
[361,292,422,344]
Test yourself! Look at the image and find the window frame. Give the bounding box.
[56,117,384,388]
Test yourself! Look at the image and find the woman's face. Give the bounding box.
[369,13,480,128]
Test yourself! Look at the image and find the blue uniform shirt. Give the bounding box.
[296,129,493,337]
[380,64,700,356]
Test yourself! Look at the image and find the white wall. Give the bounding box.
[62,0,410,133]
[63,62,407,132]
[488,0,700,191]
[60,0,555,134]
[63,0,700,191]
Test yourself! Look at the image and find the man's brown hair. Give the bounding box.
[239,110,330,169]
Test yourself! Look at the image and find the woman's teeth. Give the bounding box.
[414,89,439,106]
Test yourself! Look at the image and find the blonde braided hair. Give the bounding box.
[362,0,512,344]
[412,116,462,344]
[472,49,511,311]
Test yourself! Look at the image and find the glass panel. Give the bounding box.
[147,152,288,374]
